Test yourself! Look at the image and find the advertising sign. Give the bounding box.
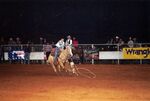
[8,51,25,60]
[99,51,122,59]
[123,47,150,59]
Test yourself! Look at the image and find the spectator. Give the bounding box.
[118,38,124,45]
[0,37,5,44]
[39,37,44,44]
[43,38,47,44]
[8,37,16,64]
[24,44,31,64]
[78,46,84,64]
[133,37,137,43]
[8,37,16,45]
[107,38,114,44]
[39,37,44,55]
[110,38,114,44]
[114,36,120,44]
[43,43,52,60]
[51,41,55,48]
[16,37,22,51]
[72,37,79,49]
[127,37,134,48]
[16,37,21,44]
[118,38,124,50]
[133,37,139,47]
[0,37,5,63]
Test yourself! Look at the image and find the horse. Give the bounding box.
[47,46,74,73]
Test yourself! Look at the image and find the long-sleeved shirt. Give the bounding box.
[65,39,72,47]
[55,40,65,49]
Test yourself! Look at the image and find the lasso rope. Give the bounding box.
[74,65,96,79]
[57,48,96,79]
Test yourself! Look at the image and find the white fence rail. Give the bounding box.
[0,43,150,64]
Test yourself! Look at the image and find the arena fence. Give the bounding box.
[0,43,150,64]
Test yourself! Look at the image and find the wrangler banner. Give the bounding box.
[123,47,150,59]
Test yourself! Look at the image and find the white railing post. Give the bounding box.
[117,44,120,64]
[139,43,142,64]
[91,44,94,64]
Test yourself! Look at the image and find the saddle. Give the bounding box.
[50,48,61,56]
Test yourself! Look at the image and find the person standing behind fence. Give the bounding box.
[127,37,134,48]
[8,37,16,50]
[15,37,22,63]
[132,37,139,47]
[16,37,21,44]
[0,37,5,63]
[16,37,22,50]
[43,43,52,60]
[118,38,124,51]
[24,44,31,64]
[0,45,2,64]
[8,37,16,64]
[72,37,79,49]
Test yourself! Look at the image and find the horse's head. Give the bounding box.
[65,46,73,57]
[59,46,73,62]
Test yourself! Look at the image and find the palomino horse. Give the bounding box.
[47,46,73,73]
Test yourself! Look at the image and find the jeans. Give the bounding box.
[54,47,60,63]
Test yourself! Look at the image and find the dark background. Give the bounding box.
[0,0,150,43]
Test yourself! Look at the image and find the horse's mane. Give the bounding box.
[59,47,70,61]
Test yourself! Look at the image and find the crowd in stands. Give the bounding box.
[0,35,142,47]
[104,35,141,51]
[0,36,79,46]
[107,35,138,48]
[0,36,79,64]
[0,35,149,64]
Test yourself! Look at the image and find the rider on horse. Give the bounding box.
[65,35,72,48]
[54,35,73,64]
[54,38,65,64]
[65,35,73,58]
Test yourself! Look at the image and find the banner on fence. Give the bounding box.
[123,47,150,59]
[30,52,45,60]
[99,51,122,59]
[4,52,45,60]
[8,51,25,60]
[84,48,99,60]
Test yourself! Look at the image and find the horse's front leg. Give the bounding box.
[51,63,57,73]
[58,59,67,72]
[57,65,61,72]
[48,55,57,73]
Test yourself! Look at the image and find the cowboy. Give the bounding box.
[65,35,73,57]
[54,38,65,64]
[65,35,72,48]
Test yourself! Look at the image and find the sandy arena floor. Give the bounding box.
[0,64,150,101]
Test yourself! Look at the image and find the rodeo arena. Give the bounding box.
[0,1,150,101]
[0,35,150,101]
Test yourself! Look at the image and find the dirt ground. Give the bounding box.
[0,64,150,101]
